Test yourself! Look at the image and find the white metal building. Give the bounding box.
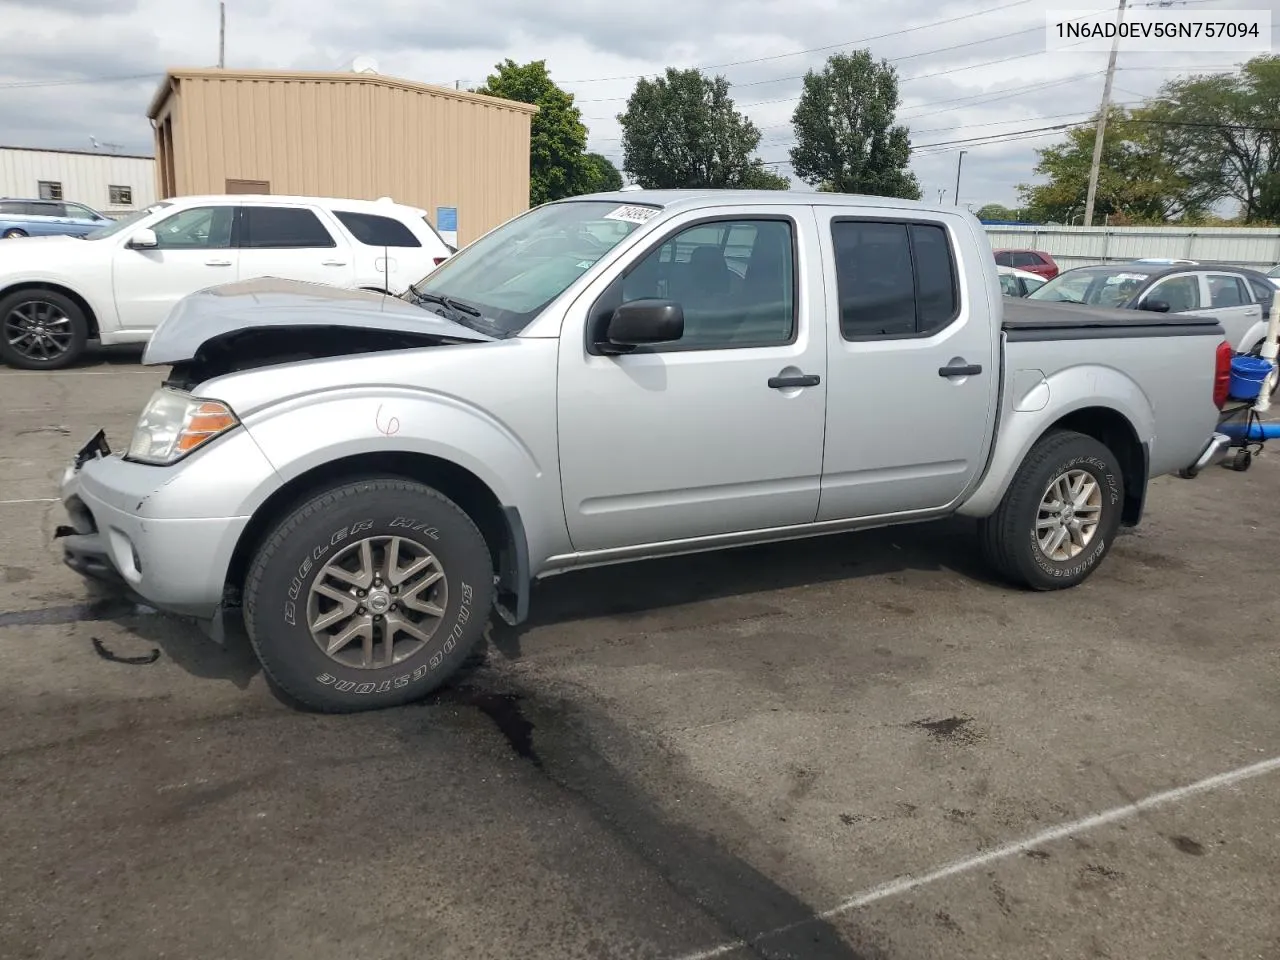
[0,146,156,217]
[983,224,1280,270]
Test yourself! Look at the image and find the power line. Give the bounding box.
[557,0,1040,84]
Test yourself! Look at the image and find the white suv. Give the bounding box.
[0,194,455,369]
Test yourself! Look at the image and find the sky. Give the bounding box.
[0,0,1268,209]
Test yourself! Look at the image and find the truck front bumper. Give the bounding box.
[1180,431,1232,479]
[56,429,263,624]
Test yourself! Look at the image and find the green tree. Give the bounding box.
[1016,105,1212,223]
[617,67,786,189]
[578,152,624,193]
[473,59,588,206]
[788,50,919,199]
[1143,55,1280,222]
[977,203,1017,220]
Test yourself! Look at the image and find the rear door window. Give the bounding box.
[1207,274,1250,308]
[832,219,960,339]
[240,206,337,248]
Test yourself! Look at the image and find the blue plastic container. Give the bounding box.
[1228,355,1274,400]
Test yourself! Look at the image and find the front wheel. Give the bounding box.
[3,228,28,239]
[243,478,495,712]
[0,288,89,369]
[979,430,1125,590]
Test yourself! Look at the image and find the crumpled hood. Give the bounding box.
[142,276,495,365]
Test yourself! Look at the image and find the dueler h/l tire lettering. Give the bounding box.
[242,479,495,713]
[979,429,1125,590]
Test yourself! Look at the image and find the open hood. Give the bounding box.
[143,277,496,371]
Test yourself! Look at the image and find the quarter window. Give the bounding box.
[832,220,960,339]
[240,206,336,248]
[618,218,796,350]
[334,211,421,247]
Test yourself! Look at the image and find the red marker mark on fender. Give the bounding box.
[375,404,400,436]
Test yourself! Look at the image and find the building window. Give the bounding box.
[109,185,132,205]
[38,181,62,201]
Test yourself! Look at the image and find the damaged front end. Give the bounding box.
[143,277,496,385]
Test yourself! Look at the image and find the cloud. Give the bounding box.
[0,0,1256,205]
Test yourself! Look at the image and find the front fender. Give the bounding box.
[234,384,561,562]
[957,363,1153,518]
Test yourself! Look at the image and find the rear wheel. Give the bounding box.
[0,289,89,369]
[979,430,1125,590]
[243,478,495,712]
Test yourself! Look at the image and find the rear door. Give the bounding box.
[111,203,240,332]
[1204,271,1264,351]
[236,204,356,288]
[815,211,999,521]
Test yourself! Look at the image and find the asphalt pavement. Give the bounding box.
[1,353,1278,960]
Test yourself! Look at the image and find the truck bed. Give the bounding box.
[1002,298,1224,341]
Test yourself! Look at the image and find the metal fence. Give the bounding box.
[982,224,1280,270]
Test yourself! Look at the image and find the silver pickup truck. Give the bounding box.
[57,190,1234,712]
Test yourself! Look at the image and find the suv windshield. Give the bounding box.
[82,202,173,240]
[405,200,657,336]
[1027,265,1154,308]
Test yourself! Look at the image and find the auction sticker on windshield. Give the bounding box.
[1108,273,1148,283]
[604,205,660,224]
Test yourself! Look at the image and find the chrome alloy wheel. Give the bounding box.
[306,536,449,669]
[4,299,73,362]
[1036,468,1103,561]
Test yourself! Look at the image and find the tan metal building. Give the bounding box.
[146,68,537,245]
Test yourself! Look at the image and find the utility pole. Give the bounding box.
[1083,0,1126,227]
[954,150,966,205]
[218,2,225,68]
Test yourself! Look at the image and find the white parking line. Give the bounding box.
[0,498,58,505]
[672,753,1280,960]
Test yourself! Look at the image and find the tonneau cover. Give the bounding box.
[1002,298,1218,330]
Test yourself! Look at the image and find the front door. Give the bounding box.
[111,204,240,332]
[815,211,999,521]
[236,205,356,289]
[556,208,828,553]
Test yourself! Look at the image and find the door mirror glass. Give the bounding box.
[604,299,683,349]
[1140,299,1170,313]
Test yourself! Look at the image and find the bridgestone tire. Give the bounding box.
[978,430,1125,591]
[243,478,495,713]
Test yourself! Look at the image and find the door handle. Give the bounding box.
[322,259,347,266]
[204,259,232,266]
[768,373,821,389]
[939,363,982,378]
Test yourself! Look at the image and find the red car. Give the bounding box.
[993,249,1059,279]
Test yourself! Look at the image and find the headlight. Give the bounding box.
[125,387,239,465]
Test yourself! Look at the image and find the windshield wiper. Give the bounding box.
[404,285,509,337]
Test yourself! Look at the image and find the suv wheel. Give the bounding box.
[979,430,1125,590]
[0,289,89,369]
[243,478,495,712]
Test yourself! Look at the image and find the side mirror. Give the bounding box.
[602,299,683,351]
[127,228,158,249]
[1140,299,1170,313]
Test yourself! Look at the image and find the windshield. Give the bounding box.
[405,199,658,336]
[1028,266,1153,308]
[82,202,172,240]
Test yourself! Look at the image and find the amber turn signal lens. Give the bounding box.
[174,401,239,454]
